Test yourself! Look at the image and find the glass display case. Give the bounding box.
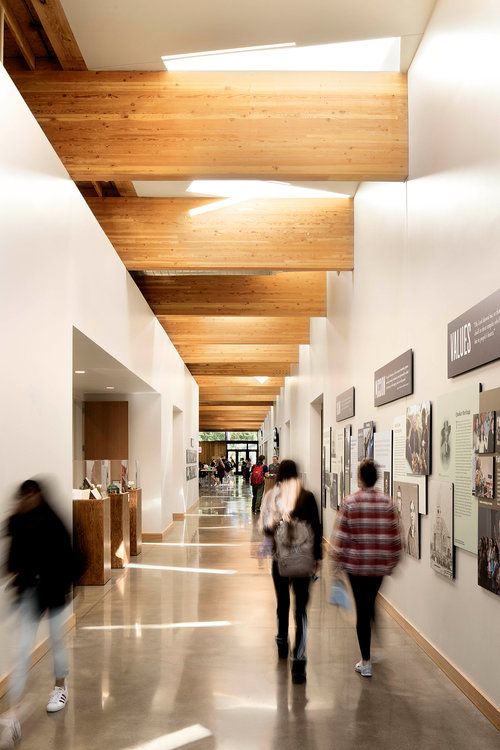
[110,459,128,493]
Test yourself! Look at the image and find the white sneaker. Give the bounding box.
[354,660,372,677]
[46,685,68,713]
[0,718,21,749]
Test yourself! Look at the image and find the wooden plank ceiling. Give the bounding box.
[2,1,408,431]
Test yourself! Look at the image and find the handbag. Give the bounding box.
[329,578,351,610]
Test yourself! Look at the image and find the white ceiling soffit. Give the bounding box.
[61,0,437,72]
[133,180,359,198]
[73,329,155,396]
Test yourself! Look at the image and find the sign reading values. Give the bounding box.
[374,349,413,407]
[336,387,355,422]
[448,289,500,378]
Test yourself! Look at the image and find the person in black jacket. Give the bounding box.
[1,479,82,747]
[260,460,322,684]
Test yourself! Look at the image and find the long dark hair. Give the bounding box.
[276,459,299,484]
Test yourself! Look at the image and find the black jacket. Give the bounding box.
[291,489,323,561]
[7,502,77,613]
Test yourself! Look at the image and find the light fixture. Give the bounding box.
[106,386,115,390]
[162,42,296,70]
[188,197,244,217]
[74,370,86,374]
[162,37,399,72]
[187,180,350,200]
[255,376,269,384]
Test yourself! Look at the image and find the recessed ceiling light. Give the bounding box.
[162,37,399,72]
[106,386,115,390]
[187,180,350,200]
[74,370,86,374]
[255,376,269,384]
[162,42,296,70]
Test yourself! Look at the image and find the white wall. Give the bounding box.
[266,0,500,708]
[0,65,198,677]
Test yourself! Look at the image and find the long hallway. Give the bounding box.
[3,479,498,750]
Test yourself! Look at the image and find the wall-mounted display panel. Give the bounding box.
[374,349,413,407]
[429,479,454,579]
[448,288,500,378]
[374,430,392,496]
[336,387,355,422]
[393,415,427,514]
[406,401,431,476]
[394,481,420,560]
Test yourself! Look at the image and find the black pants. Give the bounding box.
[251,483,264,513]
[348,574,383,661]
[272,561,311,661]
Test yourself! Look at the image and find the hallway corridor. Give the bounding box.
[3,480,498,750]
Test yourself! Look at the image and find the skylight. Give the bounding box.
[163,37,400,72]
[187,180,350,200]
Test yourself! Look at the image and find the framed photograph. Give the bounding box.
[473,411,496,454]
[394,481,420,560]
[406,402,431,475]
[478,507,500,596]
[473,454,495,499]
[331,473,338,509]
[429,479,454,579]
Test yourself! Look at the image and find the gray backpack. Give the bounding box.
[275,518,316,577]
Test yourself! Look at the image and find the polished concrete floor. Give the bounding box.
[3,479,498,749]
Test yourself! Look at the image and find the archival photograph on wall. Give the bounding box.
[473,454,495,499]
[393,415,427,514]
[358,421,375,460]
[406,402,431,475]
[332,429,344,507]
[429,479,454,579]
[374,430,392,497]
[330,473,338,509]
[496,415,500,453]
[343,425,351,498]
[478,507,500,596]
[394,481,420,560]
[473,411,495,454]
[435,384,480,553]
[350,434,358,495]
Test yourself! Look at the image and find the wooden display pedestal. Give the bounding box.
[73,497,111,586]
[110,492,130,569]
[128,489,142,556]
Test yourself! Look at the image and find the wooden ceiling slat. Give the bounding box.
[2,0,35,69]
[12,71,408,181]
[178,344,298,365]
[86,197,352,272]
[196,376,284,388]
[189,363,291,377]
[161,316,310,345]
[136,272,326,317]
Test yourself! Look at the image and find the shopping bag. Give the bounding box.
[329,579,351,610]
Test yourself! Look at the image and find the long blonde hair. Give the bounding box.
[260,477,302,531]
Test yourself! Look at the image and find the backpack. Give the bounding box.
[250,464,265,485]
[275,518,316,577]
[224,460,231,472]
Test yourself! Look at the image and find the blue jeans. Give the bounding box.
[10,589,69,703]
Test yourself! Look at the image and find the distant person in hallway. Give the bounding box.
[260,460,322,684]
[268,456,280,476]
[331,460,401,677]
[250,455,268,513]
[0,479,84,748]
[216,458,226,486]
[240,459,250,483]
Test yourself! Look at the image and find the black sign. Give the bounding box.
[448,289,500,378]
[374,349,413,407]
[336,387,355,422]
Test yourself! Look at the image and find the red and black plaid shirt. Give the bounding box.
[331,488,401,576]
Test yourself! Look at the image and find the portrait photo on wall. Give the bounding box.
[473,411,496,454]
[440,419,452,470]
[478,507,500,596]
[330,473,338,509]
[383,471,391,497]
[406,402,431,475]
[394,481,420,560]
[429,480,454,579]
[473,454,495,499]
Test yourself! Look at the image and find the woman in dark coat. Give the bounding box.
[1,479,81,746]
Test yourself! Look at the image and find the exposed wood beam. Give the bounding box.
[86,197,353,272]
[2,0,35,69]
[200,390,279,401]
[135,272,326,317]
[114,181,137,197]
[13,71,408,181]
[161,317,310,345]
[195,376,285,389]
[178,344,298,365]
[91,180,103,198]
[200,400,275,407]
[29,0,85,70]
[189,363,291,377]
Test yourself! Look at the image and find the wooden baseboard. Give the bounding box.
[0,613,76,700]
[378,595,500,731]
[173,500,200,522]
[142,520,175,542]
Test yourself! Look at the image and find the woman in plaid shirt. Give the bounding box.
[331,459,401,677]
